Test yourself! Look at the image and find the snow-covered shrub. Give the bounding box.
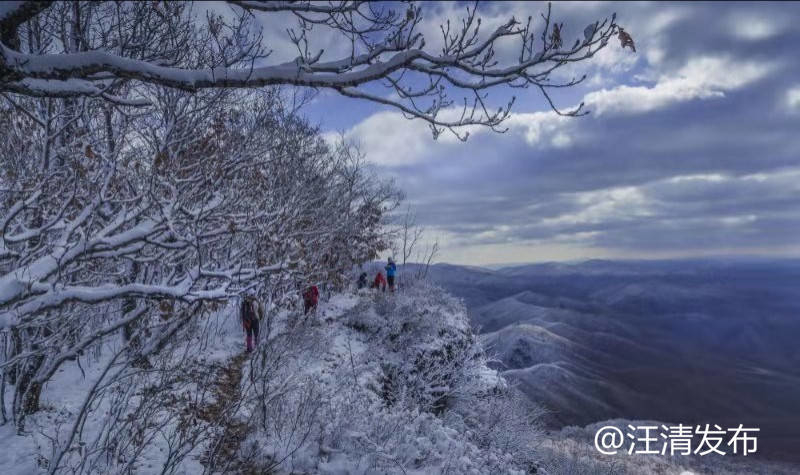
[371,283,489,413]
[372,293,395,319]
[309,363,537,475]
[226,284,546,474]
[344,300,383,334]
[382,282,541,470]
[445,384,544,473]
[316,400,527,475]
[27,306,235,475]
[361,283,544,472]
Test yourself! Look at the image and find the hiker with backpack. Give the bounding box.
[240,294,262,352]
[371,271,387,292]
[303,284,319,315]
[385,257,397,292]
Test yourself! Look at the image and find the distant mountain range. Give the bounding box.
[415,258,800,463]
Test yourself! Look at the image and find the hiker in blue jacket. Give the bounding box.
[385,257,397,292]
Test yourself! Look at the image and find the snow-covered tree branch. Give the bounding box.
[0,76,398,426]
[0,1,628,138]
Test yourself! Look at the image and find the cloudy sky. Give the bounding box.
[256,1,800,265]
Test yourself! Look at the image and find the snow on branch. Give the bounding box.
[0,1,630,138]
[0,81,399,428]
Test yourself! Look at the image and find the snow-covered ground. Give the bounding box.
[1,284,539,474]
[4,281,794,474]
[233,285,533,474]
[1,298,246,474]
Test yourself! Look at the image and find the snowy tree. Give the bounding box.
[0,81,398,427]
[0,1,627,137]
[0,2,407,429]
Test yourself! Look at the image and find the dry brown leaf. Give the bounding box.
[154,150,167,169]
[618,27,636,52]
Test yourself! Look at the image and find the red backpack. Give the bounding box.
[304,286,319,304]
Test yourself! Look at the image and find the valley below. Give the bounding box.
[423,259,800,464]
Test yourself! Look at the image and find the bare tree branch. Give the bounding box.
[0,1,628,137]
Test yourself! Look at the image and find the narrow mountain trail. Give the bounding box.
[190,294,363,474]
[197,350,252,474]
[196,304,344,473]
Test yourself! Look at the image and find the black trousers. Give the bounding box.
[387,275,395,289]
[246,319,259,340]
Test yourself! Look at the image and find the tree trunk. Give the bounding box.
[14,353,44,430]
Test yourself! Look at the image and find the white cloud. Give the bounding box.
[339,97,577,164]
[645,46,666,66]
[503,112,569,146]
[541,186,652,227]
[438,239,609,266]
[667,173,727,184]
[337,53,776,164]
[471,54,775,147]
[786,86,800,111]
[727,12,784,41]
[334,106,484,166]
[585,56,777,115]
[341,111,433,166]
[742,167,800,189]
[644,9,686,34]
[551,132,572,148]
[720,215,757,226]
[589,8,684,72]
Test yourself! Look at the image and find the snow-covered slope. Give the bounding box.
[1,283,542,474]
[236,283,541,474]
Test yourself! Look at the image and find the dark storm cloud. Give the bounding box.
[325,1,800,261]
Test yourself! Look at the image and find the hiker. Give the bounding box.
[385,257,397,292]
[357,272,368,289]
[240,295,261,352]
[371,271,387,292]
[303,284,319,315]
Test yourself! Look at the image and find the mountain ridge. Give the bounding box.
[420,258,800,464]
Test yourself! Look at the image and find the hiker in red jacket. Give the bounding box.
[303,285,319,315]
[371,272,387,292]
[240,295,261,352]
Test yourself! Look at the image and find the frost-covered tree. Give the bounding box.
[0,1,629,137]
[0,1,405,430]
[0,84,398,425]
